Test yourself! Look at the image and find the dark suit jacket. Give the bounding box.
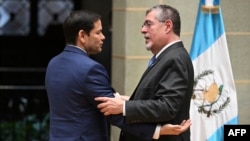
[120,41,194,141]
[45,45,156,141]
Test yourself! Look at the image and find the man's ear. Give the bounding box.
[78,29,86,43]
[75,29,87,47]
[164,19,172,34]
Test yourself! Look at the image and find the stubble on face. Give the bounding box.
[86,20,105,55]
[143,28,153,51]
[145,43,152,51]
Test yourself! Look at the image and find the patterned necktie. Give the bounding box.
[148,55,156,67]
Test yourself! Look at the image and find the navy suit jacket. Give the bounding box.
[121,41,194,141]
[45,46,156,141]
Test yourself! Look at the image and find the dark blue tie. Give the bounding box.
[148,55,156,67]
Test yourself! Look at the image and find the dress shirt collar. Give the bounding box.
[155,40,181,58]
[67,44,87,54]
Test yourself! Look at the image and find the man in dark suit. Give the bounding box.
[96,4,194,141]
[45,10,191,141]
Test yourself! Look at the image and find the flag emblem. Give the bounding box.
[192,69,230,117]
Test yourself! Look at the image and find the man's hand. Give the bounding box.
[160,119,192,135]
[95,93,128,115]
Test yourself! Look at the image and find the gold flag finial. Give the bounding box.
[202,5,219,14]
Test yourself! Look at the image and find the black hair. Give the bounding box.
[63,10,101,44]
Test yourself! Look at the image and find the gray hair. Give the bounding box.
[146,4,181,36]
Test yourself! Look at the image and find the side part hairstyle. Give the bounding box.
[146,5,181,36]
[63,10,101,45]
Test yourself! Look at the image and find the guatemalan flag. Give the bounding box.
[189,0,238,141]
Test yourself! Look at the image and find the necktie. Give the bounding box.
[148,55,156,67]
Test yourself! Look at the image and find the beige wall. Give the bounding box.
[111,0,250,140]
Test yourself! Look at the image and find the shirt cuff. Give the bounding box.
[123,101,126,116]
[153,124,161,139]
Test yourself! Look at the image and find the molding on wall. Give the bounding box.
[113,55,150,60]
[181,32,250,36]
[226,32,250,35]
[235,80,250,84]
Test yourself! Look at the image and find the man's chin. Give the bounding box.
[145,45,151,51]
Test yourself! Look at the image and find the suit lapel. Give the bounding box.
[130,41,184,100]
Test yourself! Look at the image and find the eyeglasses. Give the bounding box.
[141,20,166,28]
[141,20,154,28]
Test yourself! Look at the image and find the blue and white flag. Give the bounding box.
[189,0,238,141]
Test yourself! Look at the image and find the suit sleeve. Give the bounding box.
[84,63,157,140]
[125,50,193,124]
